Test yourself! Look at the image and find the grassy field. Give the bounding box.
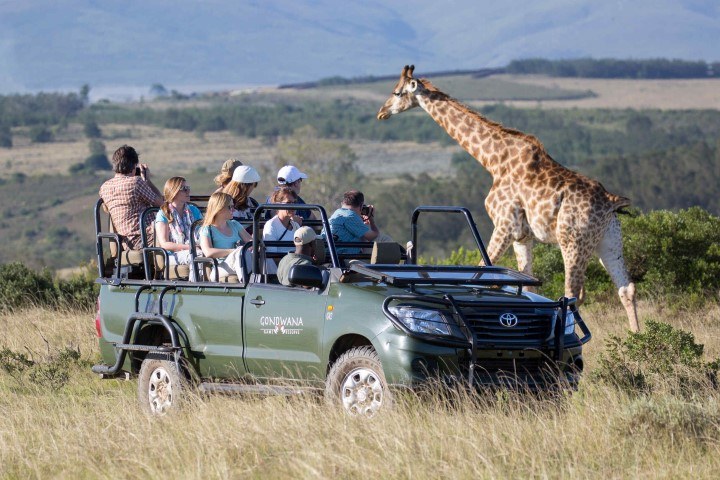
[1,300,719,478]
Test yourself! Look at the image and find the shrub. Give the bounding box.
[29,125,53,143]
[591,320,719,395]
[621,207,720,298]
[0,262,98,311]
[0,262,56,309]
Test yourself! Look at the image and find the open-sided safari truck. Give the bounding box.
[92,201,591,416]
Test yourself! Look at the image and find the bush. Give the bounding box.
[0,262,98,311]
[621,207,720,298]
[29,125,53,143]
[591,320,719,395]
[83,153,111,171]
[0,263,56,309]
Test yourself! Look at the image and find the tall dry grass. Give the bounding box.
[1,302,720,478]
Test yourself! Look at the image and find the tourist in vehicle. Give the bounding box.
[263,186,301,274]
[213,158,242,193]
[199,192,252,278]
[265,165,314,221]
[328,190,391,254]
[155,177,203,266]
[222,165,261,224]
[277,226,322,287]
[99,144,163,250]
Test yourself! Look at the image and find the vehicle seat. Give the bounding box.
[370,242,403,264]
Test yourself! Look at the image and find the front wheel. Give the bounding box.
[137,353,186,415]
[325,346,390,417]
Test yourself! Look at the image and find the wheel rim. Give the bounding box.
[147,366,174,414]
[340,367,385,416]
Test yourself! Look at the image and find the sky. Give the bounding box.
[0,0,718,99]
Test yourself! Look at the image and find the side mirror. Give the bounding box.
[288,264,326,289]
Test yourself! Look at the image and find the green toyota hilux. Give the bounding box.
[92,202,591,416]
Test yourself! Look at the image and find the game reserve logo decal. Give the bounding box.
[260,316,304,335]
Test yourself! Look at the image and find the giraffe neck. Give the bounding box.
[417,91,515,177]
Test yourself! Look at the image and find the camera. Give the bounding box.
[361,204,374,217]
[135,166,141,176]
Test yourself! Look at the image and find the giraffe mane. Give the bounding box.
[420,78,546,149]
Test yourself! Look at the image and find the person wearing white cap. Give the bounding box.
[265,165,314,221]
[276,226,322,287]
[223,165,261,225]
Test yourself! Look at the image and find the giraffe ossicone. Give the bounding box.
[377,65,639,332]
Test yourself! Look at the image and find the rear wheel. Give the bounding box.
[137,353,185,415]
[325,346,390,417]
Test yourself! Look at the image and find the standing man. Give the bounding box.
[99,145,163,250]
[328,190,391,254]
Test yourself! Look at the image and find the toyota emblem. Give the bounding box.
[499,313,519,327]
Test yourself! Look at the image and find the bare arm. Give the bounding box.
[199,235,233,259]
[156,221,190,252]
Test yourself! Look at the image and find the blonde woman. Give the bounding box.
[213,158,242,193]
[223,165,261,223]
[199,192,252,278]
[155,177,203,266]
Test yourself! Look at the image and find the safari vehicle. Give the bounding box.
[92,201,591,416]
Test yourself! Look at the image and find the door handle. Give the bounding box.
[250,298,265,306]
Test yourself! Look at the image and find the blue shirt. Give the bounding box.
[328,207,369,254]
[199,220,246,249]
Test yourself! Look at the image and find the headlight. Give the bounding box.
[563,310,576,335]
[389,306,453,336]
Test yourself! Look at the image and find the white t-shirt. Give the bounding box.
[262,216,300,274]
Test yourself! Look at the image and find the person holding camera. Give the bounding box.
[328,190,390,254]
[99,144,163,250]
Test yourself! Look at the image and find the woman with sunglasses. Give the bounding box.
[155,177,203,266]
[262,186,300,274]
[199,192,252,278]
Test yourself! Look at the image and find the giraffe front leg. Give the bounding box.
[481,227,514,266]
[596,216,639,332]
[513,239,536,292]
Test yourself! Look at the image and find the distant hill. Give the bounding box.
[1,0,719,95]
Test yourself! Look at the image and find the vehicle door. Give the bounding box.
[243,282,328,382]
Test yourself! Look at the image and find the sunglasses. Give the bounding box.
[180,185,191,192]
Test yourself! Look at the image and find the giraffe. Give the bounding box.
[377,65,639,332]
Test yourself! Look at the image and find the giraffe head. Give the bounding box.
[377,65,424,120]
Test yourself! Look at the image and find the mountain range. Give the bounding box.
[1,0,718,97]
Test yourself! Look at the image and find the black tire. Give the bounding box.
[137,353,186,415]
[325,346,390,416]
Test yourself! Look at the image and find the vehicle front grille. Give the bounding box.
[470,357,560,386]
[462,308,554,343]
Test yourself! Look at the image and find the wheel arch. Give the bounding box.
[326,334,376,374]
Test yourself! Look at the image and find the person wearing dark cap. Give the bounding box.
[276,226,321,287]
[265,165,314,221]
[213,158,242,193]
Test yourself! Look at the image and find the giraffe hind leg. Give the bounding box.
[596,216,639,332]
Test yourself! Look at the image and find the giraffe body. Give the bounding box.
[378,65,639,332]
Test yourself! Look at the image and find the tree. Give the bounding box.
[79,84,91,106]
[0,124,11,148]
[273,125,363,208]
[29,125,53,143]
[83,140,110,171]
[83,117,102,138]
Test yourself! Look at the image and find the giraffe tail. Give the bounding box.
[606,192,632,213]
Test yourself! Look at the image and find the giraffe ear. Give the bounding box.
[409,79,418,92]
